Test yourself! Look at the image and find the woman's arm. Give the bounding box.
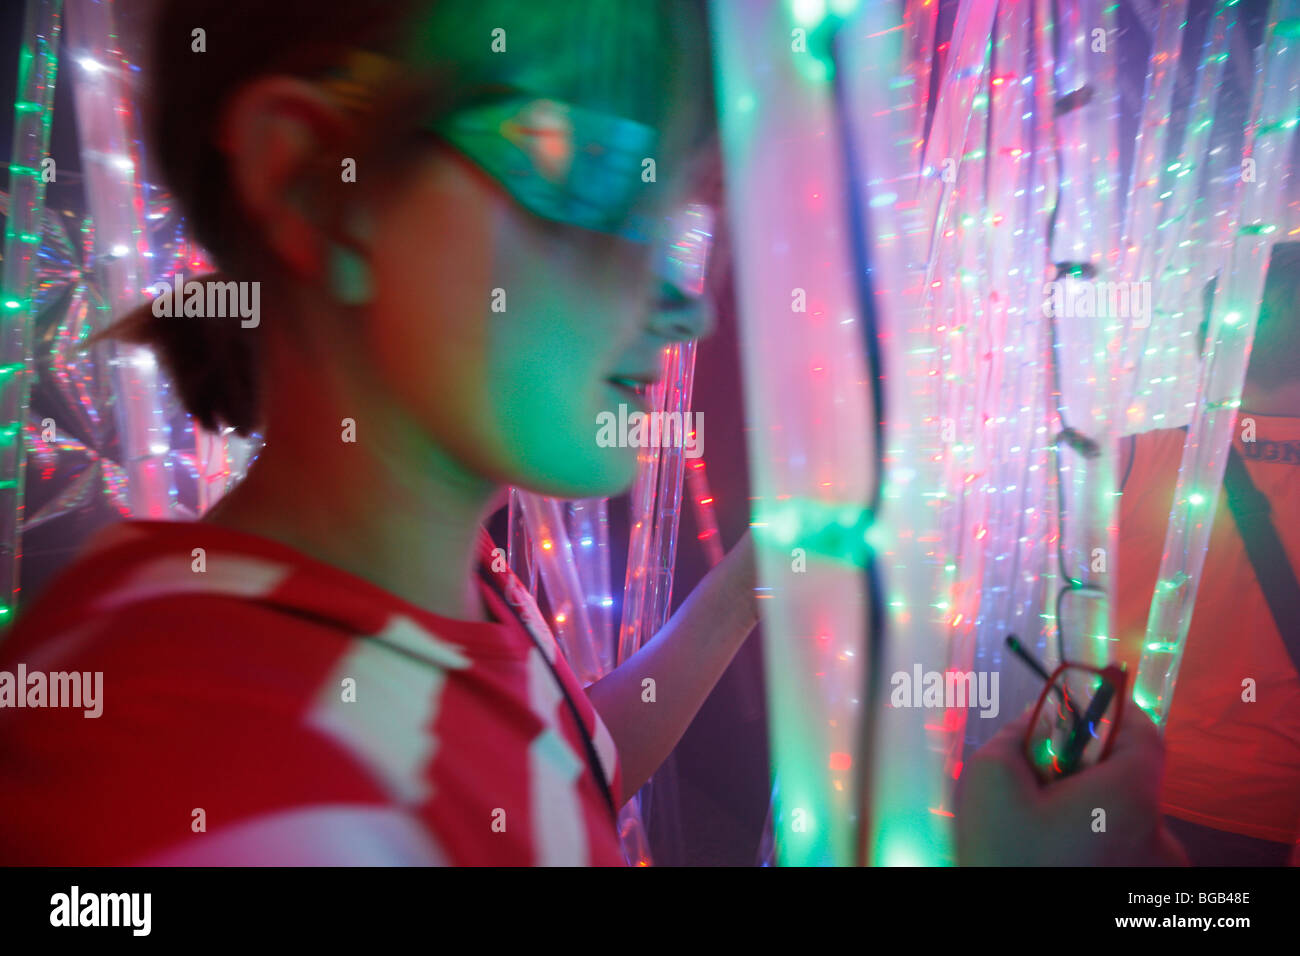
[584,532,757,804]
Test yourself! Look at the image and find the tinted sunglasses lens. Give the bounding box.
[435,98,659,239]
[657,202,715,298]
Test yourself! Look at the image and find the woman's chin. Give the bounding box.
[511,443,638,500]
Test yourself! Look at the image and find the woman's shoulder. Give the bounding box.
[5,520,323,659]
[0,520,404,737]
[0,522,419,864]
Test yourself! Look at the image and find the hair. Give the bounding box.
[110,0,715,436]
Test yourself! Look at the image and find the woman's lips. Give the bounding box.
[606,376,650,406]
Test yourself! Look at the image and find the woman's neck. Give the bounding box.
[203,344,498,622]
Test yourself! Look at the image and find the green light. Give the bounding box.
[1189,492,1205,506]
[1133,691,1165,722]
[791,0,827,27]
[1224,311,1242,325]
[754,498,874,565]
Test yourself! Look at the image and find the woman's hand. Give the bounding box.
[955,704,1188,866]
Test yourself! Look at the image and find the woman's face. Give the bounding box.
[364,145,711,499]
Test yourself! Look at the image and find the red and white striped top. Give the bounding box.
[0,520,625,866]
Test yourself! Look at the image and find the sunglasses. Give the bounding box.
[1006,634,1128,781]
[321,52,716,294]
[436,97,717,302]
[432,96,662,242]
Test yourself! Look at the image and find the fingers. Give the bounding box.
[1076,701,1165,795]
[1107,700,1164,758]
[956,698,1178,866]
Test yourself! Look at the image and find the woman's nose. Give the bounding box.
[646,201,717,342]
[648,279,715,342]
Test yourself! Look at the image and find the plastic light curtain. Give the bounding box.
[64,0,173,520]
[686,455,724,568]
[566,496,615,658]
[833,0,958,866]
[712,0,877,867]
[1135,1,1300,722]
[927,0,1008,764]
[925,0,1003,760]
[909,0,1057,764]
[0,0,62,624]
[510,488,657,865]
[977,0,1056,744]
[937,0,1060,752]
[1116,0,1193,430]
[513,491,608,682]
[615,340,697,667]
[1129,2,1237,430]
[510,486,649,861]
[1117,0,1269,437]
[1040,0,1125,673]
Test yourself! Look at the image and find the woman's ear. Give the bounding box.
[218,76,352,279]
